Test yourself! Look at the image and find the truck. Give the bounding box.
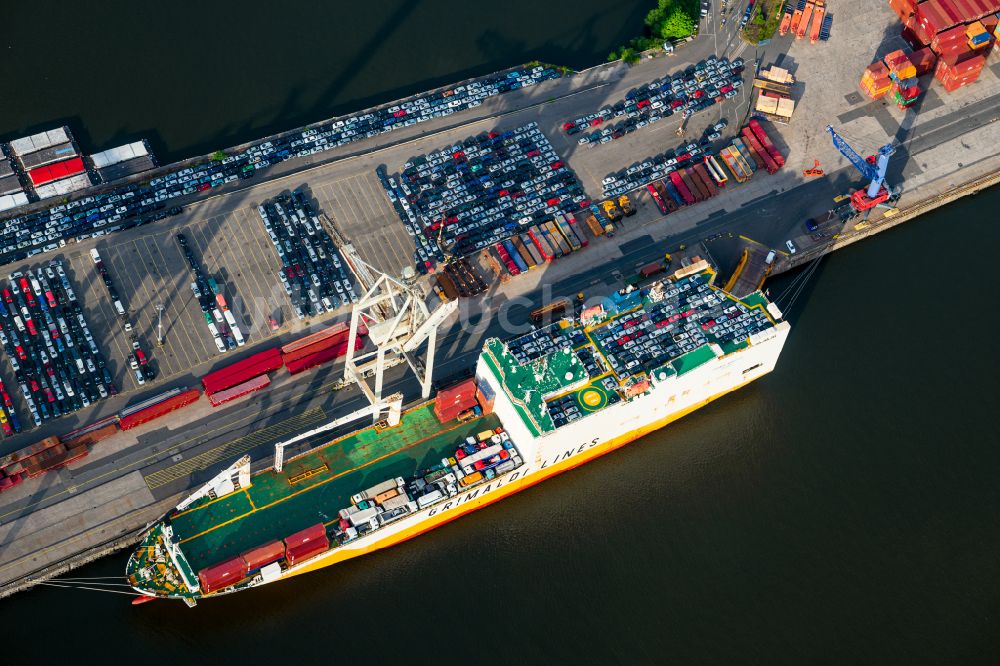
[669,171,696,204]
[749,119,786,166]
[741,128,778,174]
[684,168,711,201]
[660,179,686,207]
[527,225,556,260]
[640,262,665,278]
[584,213,605,237]
[617,195,636,216]
[692,163,719,197]
[352,478,405,505]
[554,215,581,252]
[731,138,760,173]
[646,184,669,215]
[564,214,589,247]
[601,199,623,221]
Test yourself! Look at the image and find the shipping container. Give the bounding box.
[198,557,249,594]
[908,47,939,75]
[795,1,815,39]
[684,168,711,200]
[436,272,459,300]
[380,494,414,511]
[434,378,478,422]
[201,347,282,393]
[646,183,669,215]
[0,174,20,196]
[347,507,379,527]
[281,323,351,355]
[545,221,572,255]
[680,169,704,202]
[735,137,766,171]
[536,223,562,258]
[719,148,750,183]
[284,337,364,375]
[705,156,729,186]
[741,129,779,174]
[283,523,329,550]
[118,390,201,430]
[281,329,354,364]
[28,157,86,187]
[285,540,329,566]
[208,374,271,406]
[654,179,681,209]
[240,540,286,570]
[730,139,758,174]
[502,239,529,272]
[888,0,919,21]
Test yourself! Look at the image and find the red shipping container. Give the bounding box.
[201,348,282,393]
[280,330,352,364]
[933,24,969,50]
[283,523,329,551]
[888,0,920,21]
[908,46,939,75]
[281,323,351,355]
[208,374,270,406]
[118,390,201,430]
[285,540,329,566]
[904,14,934,45]
[240,540,286,570]
[27,157,86,186]
[916,0,963,35]
[284,338,363,375]
[749,119,786,167]
[197,557,249,594]
[433,378,478,422]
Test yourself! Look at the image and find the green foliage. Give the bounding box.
[608,0,696,63]
[210,150,226,161]
[742,0,784,44]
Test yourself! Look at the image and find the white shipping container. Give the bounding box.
[33,173,91,199]
[10,127,70,156]
[352,477,404,504]
[0,192,29,212]
[90,141,150,168]
[380,494,412,511]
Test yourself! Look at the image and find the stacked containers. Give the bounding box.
[908,46,939,75]
[884,50,922,108]
[433,378,478,422]
[283,523,330,566]
[860,62,893,99]
[935,52,987,89]
[933,24,979,62]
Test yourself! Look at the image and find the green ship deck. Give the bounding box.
[168,403,499,572]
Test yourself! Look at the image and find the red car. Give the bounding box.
[473,449,510,471]
[392,110,406,118]
[550,161,563,169]
[719,84,734,94]
[43,388,56,403]
[561,122,575,131]
[0,420,12,437]
[670,99,685,109]
[14,346,26,360]
[637,99,651,109]
[136,349,147,365]
[198,182,211,191]
[45,291,57,307]
[25,319,37,336]
[589,117,603,126]
[2,290,11,303]
[527,149,540,158]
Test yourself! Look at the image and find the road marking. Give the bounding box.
[144,406,327,490]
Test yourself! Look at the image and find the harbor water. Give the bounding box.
[1,1,999,663]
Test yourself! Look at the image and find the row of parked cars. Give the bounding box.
[599,123,728,198]
[0,261,114,430]
[592,273,770,382]
[566,57,744,146]
[89,248,155,385]
[257,191,358,320]
[176,233,246,353]
[378,122,588,267]
[0,67,562,267]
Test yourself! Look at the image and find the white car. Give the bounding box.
[786,240,797,254]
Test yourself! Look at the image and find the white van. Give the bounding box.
[114,300,126,316]
[13,316,24,332]
[90,248,101,263]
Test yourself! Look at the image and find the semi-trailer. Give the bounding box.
[732,138,761,173]
[284,338,364,375]
[669,171,696,204]
[584,213,605,237]
[705,156,728,186]
[692,163,719,197]
[719,148,750,183]
[554,215,581,252]
[685,167,712,200]
[741,128,779,174]
[661,178,686,207]
[749,119,786,166]
[119,390,201,431]
[208,375,271,407]
[680,170,704,202]
[512,235,538,268]
[527,225,556,260]
[646,184,670,215]
[503,239,529,273]
[564,213,589,247]
[201,348,283,393]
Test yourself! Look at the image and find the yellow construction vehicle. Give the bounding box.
[601,199,623,221]
[617,194,636,216]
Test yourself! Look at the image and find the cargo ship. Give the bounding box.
[126,261,789,605]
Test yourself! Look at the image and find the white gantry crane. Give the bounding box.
[317,211,458,417]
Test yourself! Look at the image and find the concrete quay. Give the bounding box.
[2,0,999,599]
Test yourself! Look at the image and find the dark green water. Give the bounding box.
[2,3,999,663]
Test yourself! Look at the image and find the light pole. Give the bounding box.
[156,302,164,347]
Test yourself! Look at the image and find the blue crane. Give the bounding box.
[825,125,897,210]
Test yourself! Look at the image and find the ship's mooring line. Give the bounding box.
[28,580,144,596]
[51,576,127,581]
[773,261,814,304]
[51,579,134,588]
[781,256,823,312]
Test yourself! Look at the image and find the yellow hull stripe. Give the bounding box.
[285,375,759,579]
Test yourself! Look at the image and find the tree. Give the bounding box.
[658,7,696,40]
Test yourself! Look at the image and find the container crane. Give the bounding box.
[826,125,901,218]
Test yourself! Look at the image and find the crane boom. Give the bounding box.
[826,125,897,202]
